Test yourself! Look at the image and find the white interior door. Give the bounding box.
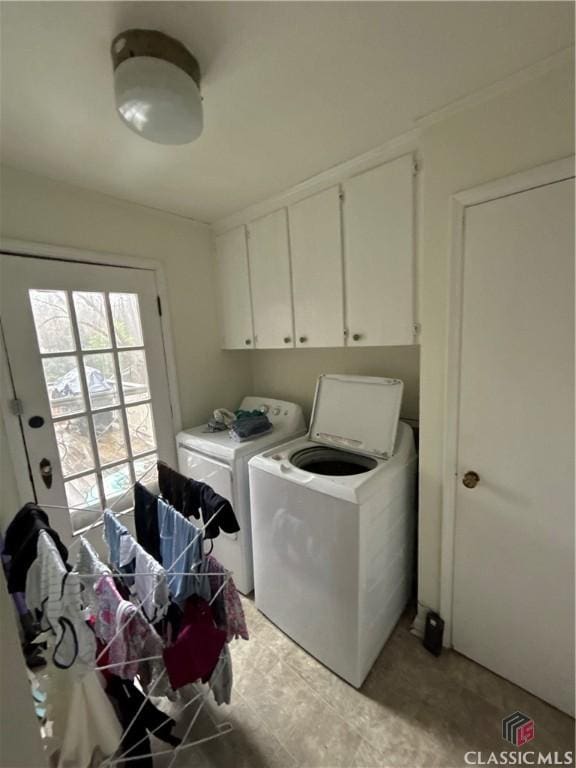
[343,154,415,346]
[214,226,254,350]
[248,209,294,349]
[289,186,344,348]
[1,254,176,543]
[452,177,575,714]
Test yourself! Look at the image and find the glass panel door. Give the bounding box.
[1,255,176,541]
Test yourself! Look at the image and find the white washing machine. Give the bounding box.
[177,397,306,594]
[249,375,417,688]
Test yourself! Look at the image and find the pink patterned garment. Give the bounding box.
[204,555,249,642]
[94,575,163,679]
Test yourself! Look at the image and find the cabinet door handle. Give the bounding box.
[245,338,252,346]
[299,336,307,344]
[284,336,291,344]
[352,333,362,341]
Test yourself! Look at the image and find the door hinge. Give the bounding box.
[339,190,345,203]
[9,398,24,416]
[413,322,421,336]
[157,296,163,317]
[413,161,420,176]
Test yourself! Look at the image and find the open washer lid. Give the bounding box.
[309,374,403,459]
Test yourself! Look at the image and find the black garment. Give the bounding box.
[106,676,180,768]
[133,483,161,564]
[3,503,69,593]
[190,481,240,540]
[157,462,240,540]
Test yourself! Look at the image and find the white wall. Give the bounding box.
[251,346,419,423]
[416,60,574,612]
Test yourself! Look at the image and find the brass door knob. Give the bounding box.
[284,336,291,344]
[245,339,252,346]
[299,336,307,343]
[352,333,362,341]
[462,471,480,489]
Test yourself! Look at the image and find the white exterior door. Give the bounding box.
[452,177,575,714]
[214,226,254,350]
[248,209,294,349]
[289,186,344,348]
[343,154,415,346]
[1,254,176,542]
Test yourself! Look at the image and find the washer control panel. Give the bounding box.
[239,396,305,432]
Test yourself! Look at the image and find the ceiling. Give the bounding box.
[0,2,573,223]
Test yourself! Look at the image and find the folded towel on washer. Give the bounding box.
[229,414,272,441]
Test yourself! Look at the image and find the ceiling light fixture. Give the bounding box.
[111,29,203,145]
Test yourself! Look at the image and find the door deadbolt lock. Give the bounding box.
[462,471,480,489]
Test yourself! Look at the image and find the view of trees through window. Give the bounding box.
[29,288,157,530]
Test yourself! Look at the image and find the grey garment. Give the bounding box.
[210,645,232,706]
[76,537,110,612]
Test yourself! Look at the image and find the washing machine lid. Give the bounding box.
[309,375,403,459]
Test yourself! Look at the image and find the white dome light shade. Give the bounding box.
[111,30,203,146]
[115,57,202,145]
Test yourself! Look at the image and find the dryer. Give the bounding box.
[177,397,306,594]
[249,375,417,687]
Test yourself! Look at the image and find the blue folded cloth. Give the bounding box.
[229,414,272,441]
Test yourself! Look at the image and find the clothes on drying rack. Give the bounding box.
[106,676,180,768]
[134,482,162,564]
[5,464,247,766]
[26,530,96,670]
[157,498,209,604]
[103,509,134,569]
[157,461,240,539]
[76,537,111,612]
[163,596,226,690]
[102,510,170,623]
[93,575,164,681]
[202,554,249,642]
[3,502,69,593]
[44,667,123,768]
[210,645,233,706]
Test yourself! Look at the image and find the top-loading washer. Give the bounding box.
[177,396,306,594]
[249,375,417,687]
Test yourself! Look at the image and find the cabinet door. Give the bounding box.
[214,227,254,349]
[289,187,344,348]
[248,209,294,349]
[343,154,415,346]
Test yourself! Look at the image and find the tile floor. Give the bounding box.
[159,597,575,768]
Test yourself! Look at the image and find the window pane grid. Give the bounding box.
[38,344,145,358]
[65,290,106,508]
[32,287,155,518]
[103,292,137,489]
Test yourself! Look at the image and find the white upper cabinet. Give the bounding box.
[289,186,344,348]
[214,226,254,349]
[248,209,294,349]
[343,154,415,346]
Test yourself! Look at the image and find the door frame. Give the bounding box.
[439,155,575,646]
[0,237,182,507]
